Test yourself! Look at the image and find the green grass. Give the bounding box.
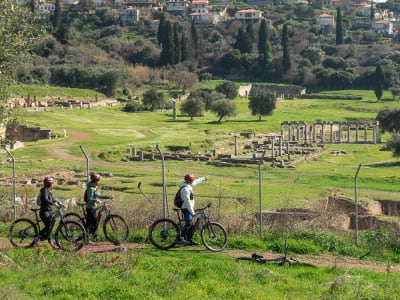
[2,88,400,209]
[0,244,399,299]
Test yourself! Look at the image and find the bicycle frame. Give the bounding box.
[175,205,209,235]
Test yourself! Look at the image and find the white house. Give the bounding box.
[234,9,263,24]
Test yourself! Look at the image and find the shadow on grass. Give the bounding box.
[206,119,267,124]
[367,161,400,168]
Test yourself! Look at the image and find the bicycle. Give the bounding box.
[235,241,316,267]
[64,199,129,245]
[8,202,87,251]
[148,203,228,252]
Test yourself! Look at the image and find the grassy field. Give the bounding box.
[2,88,400,207]
[1,86,400,298]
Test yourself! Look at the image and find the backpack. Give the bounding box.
[174,187,184,208]
[84,189,88,202]
[36,194,42,206]
[36,189,43,206]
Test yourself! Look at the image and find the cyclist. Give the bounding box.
[86,172,113,242]
[38,177,57,242]
[178,173,208,245]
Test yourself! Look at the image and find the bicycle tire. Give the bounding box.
[8,218,38,248]
[200,222,227,252]
[148,218,179,250]
[54,220,87,251]
[236,256,316,268]
[64,212,86,227]
[103,214,129,245]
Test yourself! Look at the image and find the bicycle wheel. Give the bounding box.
[200,222,227,252]
[148,218,179,250]
[8,218,38,248]
[103,214,129,245]
[54,220,87,251]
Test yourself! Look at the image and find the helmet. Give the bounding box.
[44,177,55,187]
[90,172,101,182]
[184,173,195,183]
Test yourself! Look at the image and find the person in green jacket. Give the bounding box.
[86,172,112,241]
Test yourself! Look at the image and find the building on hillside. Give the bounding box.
[189,0,216,24]
[234,9,263,24]
[371,20,394,35]
[316,13,335,34]
[119,6,140,24]
[166,0,189,15]
[38,2,55,14]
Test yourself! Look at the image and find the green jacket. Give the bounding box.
[86,181,110,209]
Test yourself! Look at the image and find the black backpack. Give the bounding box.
[174,187,184,208]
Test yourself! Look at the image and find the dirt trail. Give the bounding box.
[0,240,398,272]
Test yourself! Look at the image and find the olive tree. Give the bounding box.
[248,91,277,121]
[0,0,44,100]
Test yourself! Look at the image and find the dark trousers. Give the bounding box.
[39,210,54,240]
[181,209,194,240]
[86,208,97,235]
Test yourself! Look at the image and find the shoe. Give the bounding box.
[177,237,190,245]
[92,234,101,242]
[189,239,199,246]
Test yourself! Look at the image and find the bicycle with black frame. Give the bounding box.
[235,240,316,267]
[148,202,228,252]
[65,198,129,245]
[8,202,87,251]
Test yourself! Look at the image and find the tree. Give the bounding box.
[258,21,267,51]
[248,91,277,121]
[157,13,166,45]
[188,88,214,110]
[374,64,384,100]
[0,0,43,100]
[190,21,201,59]
[181,97,204,120]
[142,88,166,111]
[173,23,181,64]
[211,98,237,122]
[386,133,400,157]
[234,27,252,54]
[215,81,238,99]
[336,7,344,45]
[246,23,255,42]
[180,32,188,62]
[160,21,174,66]
[52,0,62,31]
[281,23,291,73]
[376,108,400,133]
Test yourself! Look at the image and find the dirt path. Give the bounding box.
[1,240,397,272]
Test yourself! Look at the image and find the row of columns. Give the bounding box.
[280,121,381,144]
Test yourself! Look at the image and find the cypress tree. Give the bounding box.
[52,0,62,31]
[181,32,188,62]
[374,64,384,100]
[281,23,291,73]
[29,0,35,12]
[173,23,181,64]
[234,27,252,54]
[258,19,268,55]
[246,23,255,42]
[336,7,343,45]
[160,21,174,66]
[190,21,201,58]
[157,13,166,45]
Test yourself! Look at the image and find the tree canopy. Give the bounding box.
[248,91,277,120]
[0,0,44,99]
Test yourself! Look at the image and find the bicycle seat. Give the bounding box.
[172,208,182,212]
[30,208,40,212]
[251,253,264,261]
